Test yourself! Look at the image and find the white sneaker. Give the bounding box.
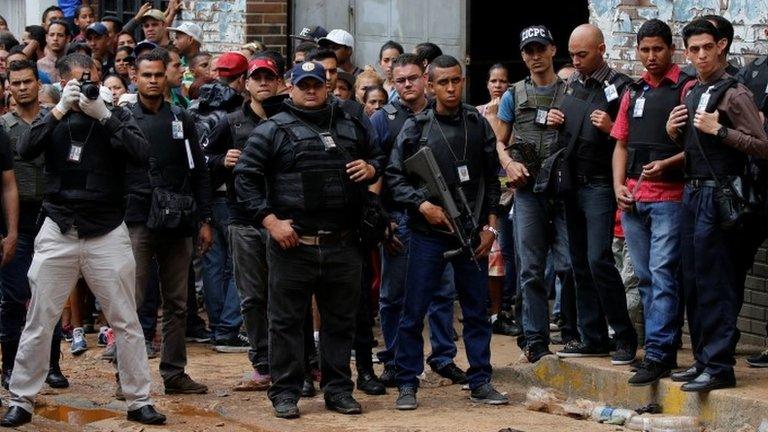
[70,327,88,355]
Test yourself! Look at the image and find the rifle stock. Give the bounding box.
[403,147,480,269]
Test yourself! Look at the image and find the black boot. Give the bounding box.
[1,340,18,390]
[45,333,69,389]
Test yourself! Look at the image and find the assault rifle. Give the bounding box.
[404,146,481,270]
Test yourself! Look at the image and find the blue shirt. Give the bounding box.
[498,89,515,123]
[58,0,82,17]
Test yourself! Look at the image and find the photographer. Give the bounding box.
[1,53,165,427]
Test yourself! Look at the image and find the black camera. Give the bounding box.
[80,71,100,100]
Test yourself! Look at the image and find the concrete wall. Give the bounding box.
[590,0,768,347]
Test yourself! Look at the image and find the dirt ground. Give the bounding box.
[4,328,624,432]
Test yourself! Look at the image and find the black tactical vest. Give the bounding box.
[509,78,564,174]
[560,71,630,177]
[0,113,44,202]
[268,107,364,213]
[44,112,125,203]
[682,77,745,178]
[381,101,411,154]
[626,74,690,181]
[739,55,768,113]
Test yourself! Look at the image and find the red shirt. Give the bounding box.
[610,65,684,202]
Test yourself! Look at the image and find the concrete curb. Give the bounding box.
[495,356,768,430]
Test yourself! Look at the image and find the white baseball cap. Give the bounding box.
[168,22,202,43]
[318,29,354,49]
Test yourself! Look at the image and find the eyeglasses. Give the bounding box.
[394,75,421,85]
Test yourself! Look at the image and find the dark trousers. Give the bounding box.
[229,224,269,370]
[681,185,752,378]
[267,239,362,403]
[137,258,160,341]
[395,231,492,390]
[0,230,62,367]
[565,183,636,347]
[354,251,376,373]
[128,224,193,381]
[497,207,517,311]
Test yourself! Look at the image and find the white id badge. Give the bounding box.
[68,141,84,163]
[172,120,184,139]
[457,164,470,184]
[633,97,646,118]
[604,83,619,102]
[697,92,711,111]
[184,139,195,169]
[319,132,337,151]
[535,108,549,126]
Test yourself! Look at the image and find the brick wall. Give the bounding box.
[590,0,768,347]
[177,0,288,55]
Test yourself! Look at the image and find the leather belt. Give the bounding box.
[575,175,611,186]
[687,179,718,188]
[298,230,351,246]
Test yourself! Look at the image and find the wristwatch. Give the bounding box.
[483,225,499,238]
[717,125,728,139]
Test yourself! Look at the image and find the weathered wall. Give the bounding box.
[591,0,768,76]
[591,0,768,347]
[176,0,288,54]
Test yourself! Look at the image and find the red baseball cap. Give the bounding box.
[216,52,249,77]
[248,58,278,77]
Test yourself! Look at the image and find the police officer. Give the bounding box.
[370,52,465,388]
[0,59,68,390]
[234,61,383,418]
[386,55,506,410]
[1,53,166,427]
[124,49,212,396]
[548,24,638,363]
[611,19,689,385]
[666,19,768,391]
[204,56,286,390]
[494,25,572,363]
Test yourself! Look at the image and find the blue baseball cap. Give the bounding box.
[85,22,109,37]
[134,40,158,56]
[291,61,326,85]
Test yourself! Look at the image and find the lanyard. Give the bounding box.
[432,112,468,163]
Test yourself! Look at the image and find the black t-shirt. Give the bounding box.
[0,129,14,234]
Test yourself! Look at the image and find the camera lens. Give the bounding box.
[82,83,100,100]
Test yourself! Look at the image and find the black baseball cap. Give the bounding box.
[520,25,554,50]
[290,25,328,42]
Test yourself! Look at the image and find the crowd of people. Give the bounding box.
[0,0,766,427]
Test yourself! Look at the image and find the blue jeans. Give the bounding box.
[395,230,492,390]
[513,188,571,347]
[565,183,636,347]
[622,201,682,365]
[681,185,751,378]
[202,197,242,341]
[378,211,457,369]
[497,208,517,310]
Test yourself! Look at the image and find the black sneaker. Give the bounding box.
[273,398,299,419]
[395,386,417,410]
[357,370,386,395]
[379,365,397,388]
[611,341,637,365]
[432,362,467,384]
[746,349,768,367]
[523,343,553,363]
[628,358,672,386]
[556,340,610,358]
[492,313,522,337]
[469,383,509,405]
[185,328,211,343]
[324,393,362,414]
[214,334,250,353]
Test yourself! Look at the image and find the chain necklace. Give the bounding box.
[433,111,468,163]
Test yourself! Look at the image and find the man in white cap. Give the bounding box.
[170,22,202,64]
[318,29,362,76]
